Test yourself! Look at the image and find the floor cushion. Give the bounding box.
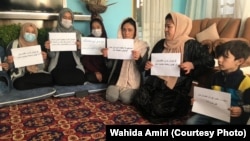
[0,82,107,108]
[53,82,107,97]
[0,87,56,108]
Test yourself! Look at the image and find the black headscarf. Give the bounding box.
[89,18,107,38]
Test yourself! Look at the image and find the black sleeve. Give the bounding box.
[145,39,165,76]
[184,40,215,79]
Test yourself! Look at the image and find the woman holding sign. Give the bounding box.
[45,8,86,86]
[6,22,53,90]
[132,12,215,123]
[81,18,109,83]
[101,17,149,104]
[0,46,11,93]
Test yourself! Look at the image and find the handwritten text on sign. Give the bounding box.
[49,32,77,51]
[192,86,231,122]
[107,39,134,60]
[11,45,43,68]
[151,53,180,77]
[81,37,105,55]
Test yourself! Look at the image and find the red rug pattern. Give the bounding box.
[0,92,188,141]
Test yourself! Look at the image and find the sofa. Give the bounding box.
[213,17,250,67]
[189,17,242,54]
[187,17,250,91]
[189,17,250,66]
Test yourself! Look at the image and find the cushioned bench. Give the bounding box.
[0,82,107,108]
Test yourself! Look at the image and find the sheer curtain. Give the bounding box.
[185,0,220,19]
[185,0,250,36]
[233,0,250,36]
[141,0,172,51]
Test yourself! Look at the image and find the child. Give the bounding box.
[186,40,250,125]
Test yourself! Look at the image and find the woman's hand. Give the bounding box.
[7,56,14,64]
[0,62,9,71]
[42,51,47,60]
[145,61,153,70]
[95,72,102,82]
[132,50,140,60]
[76,40,81,50]
[44,41,50,50]
[179,61,194,74]
[101,48,108,57]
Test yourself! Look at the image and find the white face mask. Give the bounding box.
[61,18,72,28]
[24,32,36,42]
[92,29,102,37]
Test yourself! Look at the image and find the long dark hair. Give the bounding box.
[89,18,108,38]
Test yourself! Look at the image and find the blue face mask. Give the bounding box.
[24,32,36,42]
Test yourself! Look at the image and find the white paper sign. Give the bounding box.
[151,53,181,77]
[0,58,2,71]
[81,37,105,55]
[49,32,77,51]
[107,39,134,60]
[192,86,231,122]
[11,45,43,68]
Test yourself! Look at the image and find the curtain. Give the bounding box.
[185,0,206,19]
[141,0,250,47]
[141,0,172,52]
[233,0,250,36]
[206,0,250,36]
[185,0,250,36]
[185,0,220,19]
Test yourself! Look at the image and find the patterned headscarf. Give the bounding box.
[18,22,38,47]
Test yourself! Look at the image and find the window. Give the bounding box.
[220,0,235,17]
[134,0,143,39]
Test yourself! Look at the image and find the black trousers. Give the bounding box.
[13,72,54,90]
[51,68,86,86]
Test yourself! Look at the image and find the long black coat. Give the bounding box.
[133,39,215,123]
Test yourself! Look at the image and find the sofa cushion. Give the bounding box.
[190,18,241,39]
[196,23,220,42]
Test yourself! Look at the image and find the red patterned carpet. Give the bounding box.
[0,92,188,141]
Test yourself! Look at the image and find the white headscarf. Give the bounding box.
[116,17,149,89]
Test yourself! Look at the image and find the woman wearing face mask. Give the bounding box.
[80,18,109,83]
[6,22,54,90]
[45,8,86,86]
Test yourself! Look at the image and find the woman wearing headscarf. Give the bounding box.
[0,46,11,93]
[132,12,215,123]
[81,18,109,83]
[45,8,86,86]
[6,22,53,90]
[101,17,149,104]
